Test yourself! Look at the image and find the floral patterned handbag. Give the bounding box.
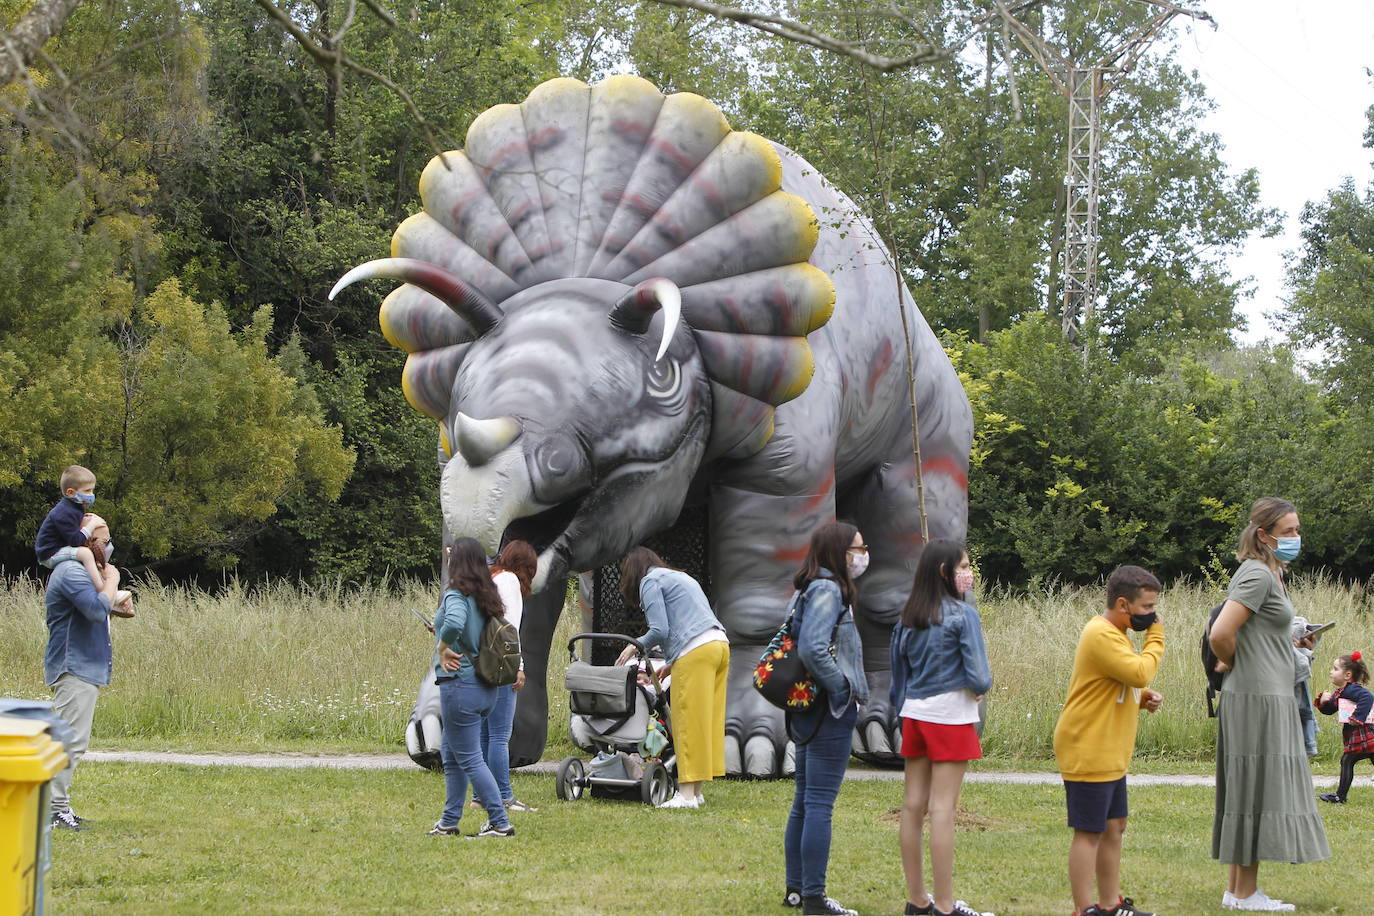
[753,593,821,711]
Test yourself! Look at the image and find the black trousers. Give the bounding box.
[1337,750,1374,799]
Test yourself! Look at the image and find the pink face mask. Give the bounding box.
[955,569,975,595]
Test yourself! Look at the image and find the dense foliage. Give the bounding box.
[1,0,1370,585]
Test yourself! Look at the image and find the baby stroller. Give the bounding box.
[556,633,677,806]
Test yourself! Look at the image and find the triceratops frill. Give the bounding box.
[331,75,972,776]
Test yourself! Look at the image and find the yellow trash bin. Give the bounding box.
[0,715,68,916]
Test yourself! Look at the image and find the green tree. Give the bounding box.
[951,318,1356,585]
[0,139,354,572]
[719,1,1274,356]
[105,279,353,564]
[1286,176,1374,406]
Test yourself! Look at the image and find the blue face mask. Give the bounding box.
[73,492,95,507]
[1273,535,1301,562]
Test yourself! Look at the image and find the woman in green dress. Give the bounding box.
[1209,497,1330,912]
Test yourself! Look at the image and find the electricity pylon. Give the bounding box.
[990,1,1213,340]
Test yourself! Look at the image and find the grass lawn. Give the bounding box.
[48,763,1369,915]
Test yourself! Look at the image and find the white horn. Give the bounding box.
[609,277,682,364]
[652,279,682,363]
[454,413,521,467]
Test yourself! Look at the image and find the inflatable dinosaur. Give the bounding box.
[331,75,972,776]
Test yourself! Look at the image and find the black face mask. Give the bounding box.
[1129,612,1157,632]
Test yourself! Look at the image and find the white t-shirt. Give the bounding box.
[678,626,728,657]
[901,688,980,725]
[493,570,525,670]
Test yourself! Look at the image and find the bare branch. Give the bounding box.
[1130,0,1212,22]
[330,0,359,47]
[642,0,951,73]
[994,17,1022,121]
[249,0,454,163]
[0,0,85,88]
[992,0,1068,90]
[358,0,397,29]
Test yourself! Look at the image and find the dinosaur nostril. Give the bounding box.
[454,413,521,466]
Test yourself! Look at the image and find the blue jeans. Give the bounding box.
[474,684,515,803]
[785,702,858,897]
[438,678,508,829]
[1297,681,1318,756]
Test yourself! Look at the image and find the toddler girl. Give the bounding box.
[1315,651,1374,803]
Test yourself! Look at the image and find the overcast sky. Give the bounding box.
[1169,0,1374,343]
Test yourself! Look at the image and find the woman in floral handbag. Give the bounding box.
[1316,651,1374,804]
[780,521,870,916]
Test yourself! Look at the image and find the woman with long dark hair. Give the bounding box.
[890,540,992,916]
[1209,497,1328,909]
[477,539,539,813]
[614,546,728,809]
[781,521,870,916]
[428,537,515,838]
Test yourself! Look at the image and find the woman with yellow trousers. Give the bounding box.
[615,547,729,809]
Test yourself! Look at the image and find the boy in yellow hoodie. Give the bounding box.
[1053,565,1165,916]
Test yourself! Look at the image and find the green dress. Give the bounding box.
[1212,559,1330,864]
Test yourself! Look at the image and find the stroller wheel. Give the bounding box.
[555,756,587,801]
[641,761,675,807]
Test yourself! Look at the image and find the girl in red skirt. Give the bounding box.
[888,540,994,916]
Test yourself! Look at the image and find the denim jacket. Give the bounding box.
[888,597,992,709]
[433,589,484,682]
[636,567,725,663]
[794,570,869,718]
[44,560,113,687]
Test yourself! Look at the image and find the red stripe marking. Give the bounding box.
[921,455,968,491]
[866,338,894,399]
[802,469,835,511]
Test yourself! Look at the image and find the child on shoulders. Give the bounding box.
[34,465,103,589]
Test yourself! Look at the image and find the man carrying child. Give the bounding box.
[1053,566,1165,916]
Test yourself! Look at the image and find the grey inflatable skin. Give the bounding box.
[334,77,971,775]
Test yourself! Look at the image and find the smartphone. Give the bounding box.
[409,607,434,629]
[1305,621,1336,638]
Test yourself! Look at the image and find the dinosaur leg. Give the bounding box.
[709,479,835,778]
[404,668,443,770]
[509,576,567,767]
[841,452,969,764]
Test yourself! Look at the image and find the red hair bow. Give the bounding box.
[1354,651,1363,662]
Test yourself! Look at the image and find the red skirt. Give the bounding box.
[900,717,982,762]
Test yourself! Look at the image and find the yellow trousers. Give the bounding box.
[671,639,729,783]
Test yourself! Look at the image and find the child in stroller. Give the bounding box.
[556,633,678,806]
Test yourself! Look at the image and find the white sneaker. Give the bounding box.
[1232,890,1295,912]
[658,792,699,809]
[695,792,706,807]
[1222,891,1237,909]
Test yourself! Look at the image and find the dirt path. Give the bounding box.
[84,751,1337,787]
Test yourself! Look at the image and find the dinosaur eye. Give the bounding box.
[646,358,681,400]
[529,432,591,503]
[538,437,580,477]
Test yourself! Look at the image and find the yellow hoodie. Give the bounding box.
[1053,615,1165,782]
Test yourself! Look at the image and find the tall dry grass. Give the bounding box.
[0,575,444,749]
[977,576,1374,762]
[3,573,1369,762]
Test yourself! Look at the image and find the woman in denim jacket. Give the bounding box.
[890,540,994,916]
[782,521,870,916]
[615,547,729,809]
[428,538,515,839]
